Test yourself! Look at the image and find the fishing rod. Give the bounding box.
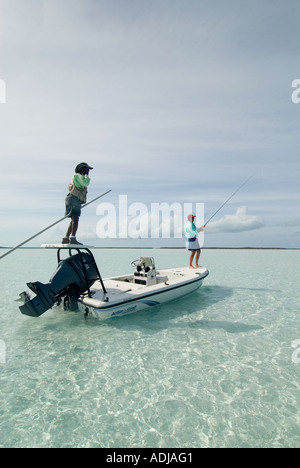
[0,189,112,260]
[204,173,255,226]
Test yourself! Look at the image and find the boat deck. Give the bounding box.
[80,266,208,308]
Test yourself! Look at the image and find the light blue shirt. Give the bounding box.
[185,221,198,239]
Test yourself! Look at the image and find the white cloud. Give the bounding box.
[206,206,264,233]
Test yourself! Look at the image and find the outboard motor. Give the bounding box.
[19,251,100,317]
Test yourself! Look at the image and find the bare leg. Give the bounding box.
[65,216,79,239]
[65,221,72,239]
[195,250,201,268]
[71,216,79,236]
[189,251,196,268]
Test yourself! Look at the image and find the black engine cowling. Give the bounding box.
[19,251,99,317]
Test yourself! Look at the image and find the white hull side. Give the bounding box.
[78,274,205,321]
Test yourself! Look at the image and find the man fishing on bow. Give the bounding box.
[62,162,93,245]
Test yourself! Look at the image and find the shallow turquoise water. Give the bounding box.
[0,248,299,447]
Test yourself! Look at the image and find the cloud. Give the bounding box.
[206,206,264,233]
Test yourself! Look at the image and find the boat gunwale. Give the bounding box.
[79,269,209,310]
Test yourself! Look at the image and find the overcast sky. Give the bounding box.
[0,0,299,248]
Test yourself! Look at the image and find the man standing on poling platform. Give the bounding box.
[62,162,93,245]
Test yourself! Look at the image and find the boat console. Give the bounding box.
[132,257,157,286]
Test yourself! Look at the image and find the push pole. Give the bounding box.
[0,189,112,260]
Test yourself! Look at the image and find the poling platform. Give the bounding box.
[41,244,95,249]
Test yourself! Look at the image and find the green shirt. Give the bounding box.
[73,174,91,190]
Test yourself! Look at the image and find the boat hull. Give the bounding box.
[19,250,209,321]
[77,268,208,320]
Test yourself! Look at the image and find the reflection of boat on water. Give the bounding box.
[19,246,209,321]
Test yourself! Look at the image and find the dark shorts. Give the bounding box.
[65,194,82,217]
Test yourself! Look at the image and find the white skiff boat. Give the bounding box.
[19,246,209,320]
